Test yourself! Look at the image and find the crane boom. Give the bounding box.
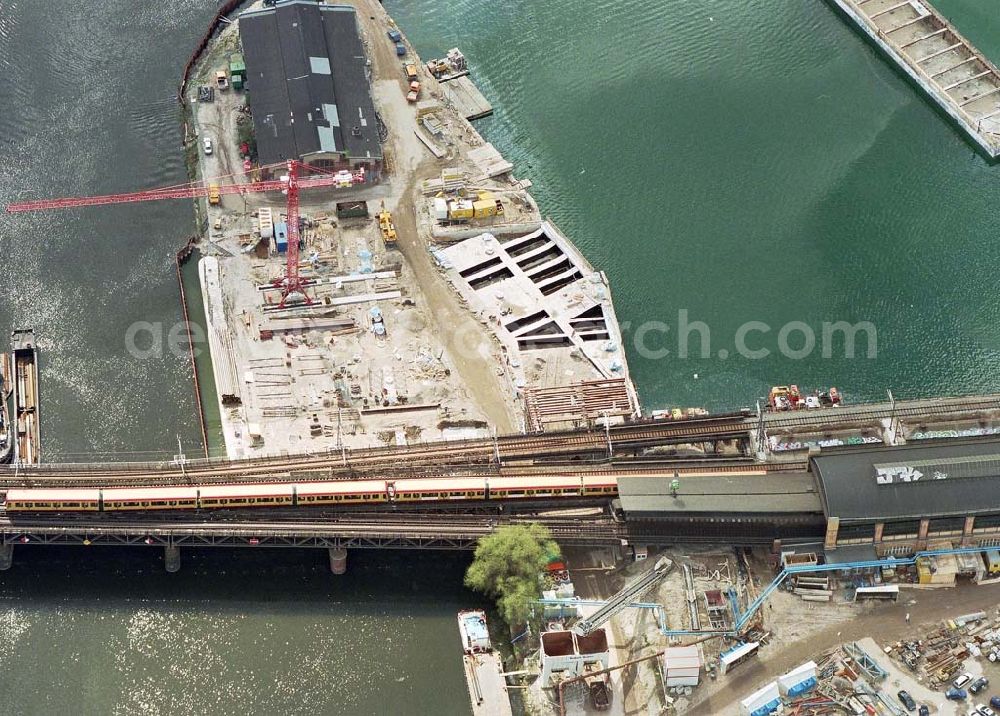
[2,160,356,305]
[5,175,344,213]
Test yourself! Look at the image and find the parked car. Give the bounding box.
[897,690,916,711]
[202,137,213,156]
[955,672,975,689]
[946,687,967,700]
[918,706,928,716]
[972,677,991,694]
[976,705,996,716]
[991,696,1000,709]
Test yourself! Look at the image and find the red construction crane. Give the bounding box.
[5,160,363,306]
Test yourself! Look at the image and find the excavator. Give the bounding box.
[377,201,397,247]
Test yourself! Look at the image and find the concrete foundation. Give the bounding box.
[329,547,347,575]
[164,545,181,573]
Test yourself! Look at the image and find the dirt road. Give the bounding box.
[356,0,517,432]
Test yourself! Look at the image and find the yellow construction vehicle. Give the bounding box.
[377,201,397,247]
[208,183,220,205]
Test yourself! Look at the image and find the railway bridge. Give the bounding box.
[1,414,752,488]
[3,393,1000,572]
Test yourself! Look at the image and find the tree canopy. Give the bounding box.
[464,523,560,625]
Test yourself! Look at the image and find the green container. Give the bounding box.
[229,53,246,78]
[231,75,244,90]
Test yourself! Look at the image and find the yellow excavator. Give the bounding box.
[377,201,397,247]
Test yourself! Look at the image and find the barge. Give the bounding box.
[11,330,40,466]
[0,353,12,464]
[458,609,513,716]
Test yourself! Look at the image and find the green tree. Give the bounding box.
[465,523,560,625]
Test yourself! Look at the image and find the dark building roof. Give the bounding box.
[811,438,1000,524]
[239,1,381,166]
[617,472,823,519]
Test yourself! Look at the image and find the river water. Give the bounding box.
[0,0,998,712]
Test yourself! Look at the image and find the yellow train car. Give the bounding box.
[102,486,198,511]
[487,475,587,500]
[5,488,102,512]
[295,480,388,506]
[199,483,294,509]
[580,474,619,497]
[391,477,487,502]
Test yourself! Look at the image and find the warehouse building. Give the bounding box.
[239,1,382,178]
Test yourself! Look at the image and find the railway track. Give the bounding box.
[764,396,1000,430]
[0,416,752,487]
[0,459,784,489]
[0,514,626,543]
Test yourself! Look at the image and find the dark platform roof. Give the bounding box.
[618,472,822,519]
[239,1,381,166]
[812,438,1000,523]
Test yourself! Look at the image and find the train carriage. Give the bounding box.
[390,477,488,502]
[580,473,619,496]
[5,488,102,512]
[101,486,199,511]
[198,483,294,509]
[486,475,587,499]
[295,479,388,505]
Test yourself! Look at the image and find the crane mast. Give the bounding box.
[277,160,309,306]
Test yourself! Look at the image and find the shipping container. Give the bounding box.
[395,42,407,57]
[275,222,289,253]
[448,199,474,220]
[231,75,243,91]
[336,201,369,219]
[229,54,246,78]
[433,197,449,222]
[472,199,498,219]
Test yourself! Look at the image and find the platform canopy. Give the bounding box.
[811,438,1000,524]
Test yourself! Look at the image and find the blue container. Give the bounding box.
[275,222,288,253]
[395,42,406,56]
[387,29,401,42]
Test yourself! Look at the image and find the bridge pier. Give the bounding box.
[164,545,181,573]
[0,544,13,571]
[328,547,347,575]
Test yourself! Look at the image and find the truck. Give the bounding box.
[215,71,228,90]
[395,42,407,57]
[404,63,418,82]
[986,549,1000,575]
[208,184,220,205]
[406,81,421,103]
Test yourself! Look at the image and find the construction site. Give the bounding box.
[181,0,639,457]
[513,543,1000,716]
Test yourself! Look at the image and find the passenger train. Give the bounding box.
[3,473,621,513]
